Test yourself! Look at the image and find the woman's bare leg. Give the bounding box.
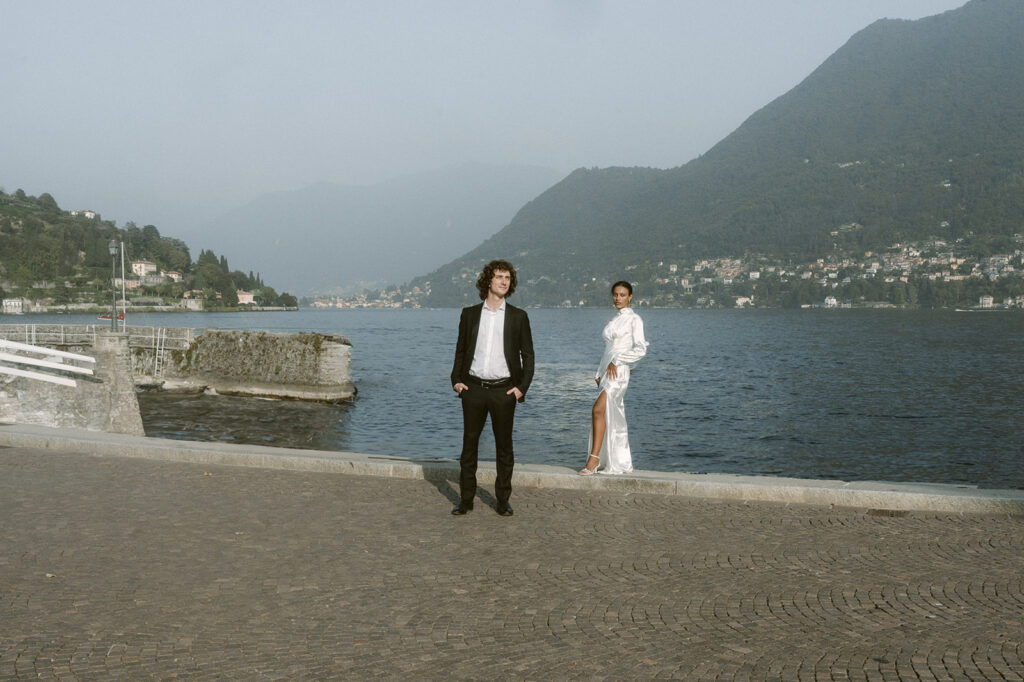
[582,391,608,472]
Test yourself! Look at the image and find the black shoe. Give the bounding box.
[496,503,513,517]
[451,503,473,515]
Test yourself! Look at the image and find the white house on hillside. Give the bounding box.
[131,260,158,277]
[2,298,26,314]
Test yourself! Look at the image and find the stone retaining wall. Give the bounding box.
[136,329,355,402]
[0,331,144,435]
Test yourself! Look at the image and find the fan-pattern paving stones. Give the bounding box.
[1,446,1021,680]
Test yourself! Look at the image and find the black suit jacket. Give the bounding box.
[451,302,535,402]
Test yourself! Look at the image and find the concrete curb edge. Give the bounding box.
[2,423,1022,514]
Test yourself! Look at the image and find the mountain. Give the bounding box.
[191,164,563,295]
[414,0,1024,306]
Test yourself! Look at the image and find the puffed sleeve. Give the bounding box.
[614,314,649,365]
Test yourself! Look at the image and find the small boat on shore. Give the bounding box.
[98,312,125,320]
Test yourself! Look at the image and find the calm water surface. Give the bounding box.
[20,308,1024,488]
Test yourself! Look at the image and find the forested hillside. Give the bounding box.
[413,0,1024,307]
[0,188,294,310]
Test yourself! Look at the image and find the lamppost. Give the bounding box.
[108,240,118,331]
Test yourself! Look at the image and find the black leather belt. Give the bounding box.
[466,375,512,389]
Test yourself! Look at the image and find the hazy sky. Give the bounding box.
[2,0,966,241]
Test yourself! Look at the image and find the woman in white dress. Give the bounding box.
[579,281,649,475]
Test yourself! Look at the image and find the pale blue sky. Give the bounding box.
[1,0,966,238]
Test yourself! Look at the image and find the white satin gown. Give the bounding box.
[589,307,649,474]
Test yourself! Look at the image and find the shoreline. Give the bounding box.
[5,304,1024,314]
[2,306,299,315]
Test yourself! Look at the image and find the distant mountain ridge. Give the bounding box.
[193,164,564,295]
[415,0,1024,306]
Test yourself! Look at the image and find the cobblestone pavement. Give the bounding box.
[1,446,1022,681]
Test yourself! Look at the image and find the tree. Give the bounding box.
[37,193,60,213]
[197,249,219,267]
[84,234,111,267]
[23,217,43,238]
[152,237,191,272]
[890,283,907,305]
[254,286,278,305]
[141,224,160,249]
[124,222,142,257]
[53,282,71,305]
[219,287,239,307]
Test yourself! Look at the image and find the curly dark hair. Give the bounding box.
[475,259,518,300]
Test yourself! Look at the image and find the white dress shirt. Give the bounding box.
[469,300,509,380]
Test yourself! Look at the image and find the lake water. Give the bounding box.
[15,308,1024,489]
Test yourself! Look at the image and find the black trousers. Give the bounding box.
[458,384,517,506]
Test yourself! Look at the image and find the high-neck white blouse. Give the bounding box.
[595,307,648,380]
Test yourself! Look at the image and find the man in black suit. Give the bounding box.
[450,259,534,517]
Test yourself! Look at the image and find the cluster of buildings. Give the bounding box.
[809,240,1022,285]
[0,256,264,313]
[310,285,427,309]
[651,241,1021,290]
[1,298,26,315]
[305,236,1024,310]
[118,261,268,309]
[637,236,1024,307]
[113,260,183,291]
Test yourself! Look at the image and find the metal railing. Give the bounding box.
[0,324,196,381]
[123,325,194,352]
[0,323,98,347]
[0,324,195,351]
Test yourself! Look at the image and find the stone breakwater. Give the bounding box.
[0,324,355,435]
[138,329,355,403]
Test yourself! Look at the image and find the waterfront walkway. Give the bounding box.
[1,426,1022,680]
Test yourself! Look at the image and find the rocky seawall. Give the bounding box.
[134,329,355,403]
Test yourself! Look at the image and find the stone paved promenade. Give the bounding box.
[1,445,1022,680]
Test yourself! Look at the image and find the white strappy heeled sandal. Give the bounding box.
[578,454,599,475]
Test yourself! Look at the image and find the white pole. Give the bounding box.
[120,241,127,330]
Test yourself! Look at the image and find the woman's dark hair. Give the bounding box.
[611,280,633,295]
[476,259,518,300]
